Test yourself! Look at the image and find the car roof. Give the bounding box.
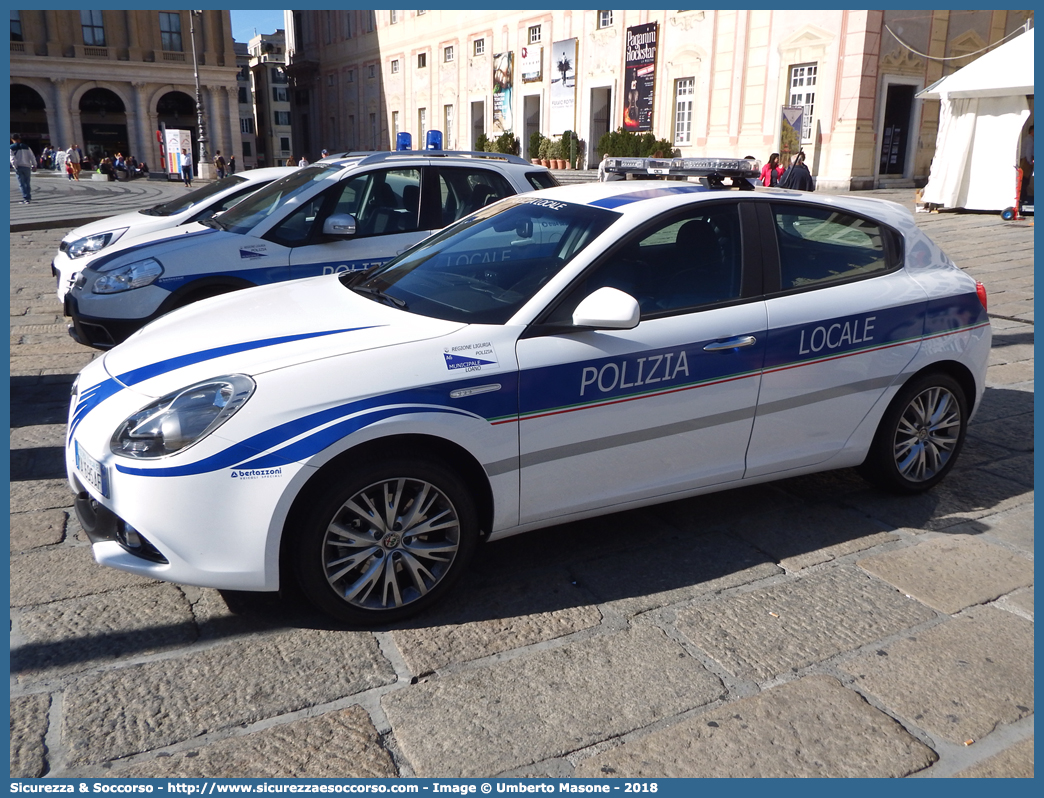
[236,166,300,182]
[319,149,537,170]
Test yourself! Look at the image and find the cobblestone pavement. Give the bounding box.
[9,184,1033,778]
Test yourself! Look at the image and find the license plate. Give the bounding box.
[75,440,109,498]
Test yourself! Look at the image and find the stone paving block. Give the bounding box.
[988,343,1034,367]
[383,625,723,777]
[109,706,397,779]
[841,607,1034,746]
[11,544,157,607]
[954,737,1034,778]
[574,675,936,778]
[391,569,602,674]
[10,693,50,778]
[12,584,197,682]
[981,503,1034,556]
[726,503,898,572]
[676,566,937,682]
[652,483,802,532]
[981,452,1035,490]
[62,628,396,765]
[10,478,75,513]
[857,535,1033,614]
[571,530,780,617]
[996,587,1033,620]
[10,509,66,551]
[967,414,1035,453]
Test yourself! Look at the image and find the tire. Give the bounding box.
[293,457,479,624]
[859,372,968,494]
[1001,207,1016,221]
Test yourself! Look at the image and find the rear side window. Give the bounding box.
[771,203,899,290]
[436,167,516,227]
[526,170,559,190]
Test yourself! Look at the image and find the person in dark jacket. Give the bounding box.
[779,150,815,191]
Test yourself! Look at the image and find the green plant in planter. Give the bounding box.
[475,133,490,154]
[494,132,520,155]
[538,138,552,162]
[529,131,545,161]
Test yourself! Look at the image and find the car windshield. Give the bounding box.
[347,197,618,324]
[139,175,247,216]
[216,164,342,235]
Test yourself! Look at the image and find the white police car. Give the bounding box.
[53,167,297,302]
[66,158,991,623]
[64,150,557,349]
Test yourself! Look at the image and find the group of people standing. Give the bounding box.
[758,150,815,191]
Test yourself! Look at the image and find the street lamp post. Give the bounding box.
[189,10,213,178]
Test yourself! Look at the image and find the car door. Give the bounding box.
[514,201,767,525]
[284,167,429,277]
[743,200,926,477]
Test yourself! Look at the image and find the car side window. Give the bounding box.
[547,203,743,323]
[771,204,896,289]
[436,167,515,227]
[334,168,422,237]
[264,194,328,247]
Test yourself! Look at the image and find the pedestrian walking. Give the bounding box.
[298,155,310,167]
[778,150,815,191]
[760,152,784,187]
[227,155,236,174]
[10,133,37,204]
[180,148,193,187]
[214,150,226,179]
[320,148,329,159]
[66,143,82,181]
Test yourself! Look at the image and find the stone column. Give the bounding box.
[225,85,242,164]
[48,78,71,149]
[208,84,230,168]
[132,82,151,164]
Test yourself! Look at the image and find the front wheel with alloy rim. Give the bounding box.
[293,458,478,624]
[859,372,969,494]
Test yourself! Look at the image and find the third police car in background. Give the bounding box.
[65,157,991,624]
[63,150,557,349]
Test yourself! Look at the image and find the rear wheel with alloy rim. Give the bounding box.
[294,457,478,623]
[859,372,968,494]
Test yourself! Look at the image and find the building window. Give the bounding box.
[271,67,288,84]
[390,11,398,24]
[418,52,427,69]
[365,11,375,33]
[474,38,485,56]
[326,73,335,86]
[159,12,182,52]
[392,111,400,141]
[348,114,356,148]
[673,78,695,146]
[242,141,252,156]
[370,113,377,149]
[418,108,427,141]
[344,13,352,39]
[11,11,22,42]
[240,118,255,134]
[598,10,613,29]
[238,86,248,104]
[528,25,542,44]
[81,10,105,47]
[348,69,355,83]
[391,58,400,74]
[273,87,288,103]
[368,64,376,79]
[788,63,817,142]
[237,65,249,81]
[444,105,454,142]
[444,45,454,63]
[417,10,428,15]
[275,111,291,126]
[280,137,290,154]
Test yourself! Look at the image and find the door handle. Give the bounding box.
[704,335,757,352]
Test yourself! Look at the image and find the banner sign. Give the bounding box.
[550,38,577,134]
[165,128,192,175]
[521,45,542,83]
[780,105,804,163]
[492,52,514,134]
[623,22,658,131]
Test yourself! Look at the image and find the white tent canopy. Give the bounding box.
[919,28,1033,211]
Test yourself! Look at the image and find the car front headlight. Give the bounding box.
[110,375,255,459]
[91,257,164,294]
[65,228,128,259]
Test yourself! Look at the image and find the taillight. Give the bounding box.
[975,281,988,311]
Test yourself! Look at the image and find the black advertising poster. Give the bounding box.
[623,22,658,131]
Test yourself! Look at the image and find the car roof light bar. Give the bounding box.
[605,156,762,184]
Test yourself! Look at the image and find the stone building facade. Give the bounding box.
[10,10,240,175]
[283,9,1032,190]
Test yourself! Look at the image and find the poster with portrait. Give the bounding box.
[780,106,804,163]
[550,38,577,134]
[492,52,514,135]
[623,22,658,131]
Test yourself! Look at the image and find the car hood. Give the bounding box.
[61,210,166,242]
[99,274,467,397]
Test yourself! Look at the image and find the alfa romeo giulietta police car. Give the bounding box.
[53,167,296,302]
[63,149,557,349]
[66,158,991,623]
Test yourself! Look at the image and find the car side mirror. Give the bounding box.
[323,213,357,237]
[572,287,640,330]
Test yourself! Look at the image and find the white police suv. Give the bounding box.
[63,150,557,349]
[53,167,297,302]
[66,158,991,623]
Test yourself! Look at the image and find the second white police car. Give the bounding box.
[66,158,991,623]
[63,149,557,349]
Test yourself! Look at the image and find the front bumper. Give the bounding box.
[65,292,157,349]
[74,490,168,563]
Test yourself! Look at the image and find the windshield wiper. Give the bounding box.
[351,285,408,309]
[199,217,227,231]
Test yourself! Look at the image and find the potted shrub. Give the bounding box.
[529,131,544,164]
[538,138,552,168]
[549,139,564,169]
